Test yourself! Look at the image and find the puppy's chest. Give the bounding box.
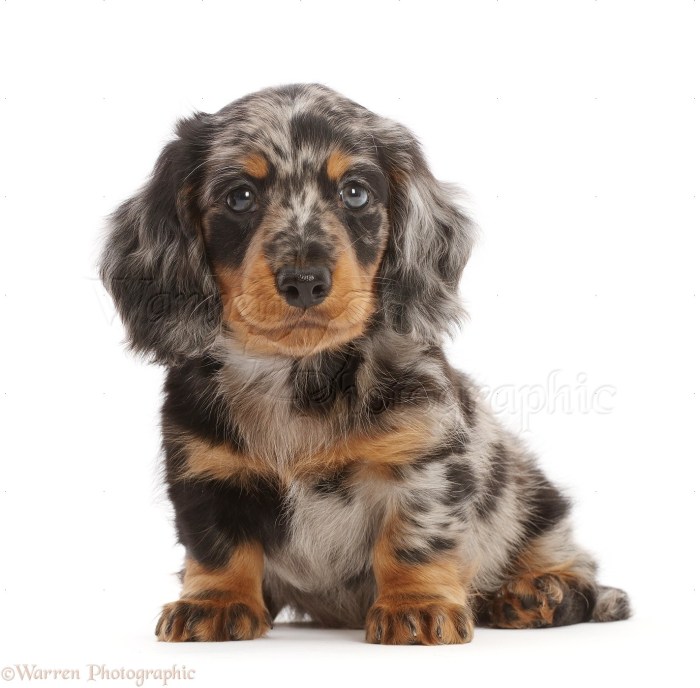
[221,362,386,586]
[220,351,358,463]
[267,470,386,591]
[233,397,343,470]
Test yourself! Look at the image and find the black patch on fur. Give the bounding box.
[502,603,519,622]
[324,163,389,269]
[520,594,539,611]
[162,356,244,456]
[444,460,477,505]
[290,111,341,151]
[394,536,455,566]
[475,442,510,518]
[427,535,455,553]
[300,237,332,265]
[312,467,355,504]
[169,476,288,568]
[432,350,478,429]
[365,356,443,416]
[457,386,477,428]
[355,167,389,205]
[263,219,335,268]
[291,346,362,413]
[204,206,263,269]
[394,547,431,565]
[415,429,470,468]
[342,208,385,265]
[551,585,596,626]
[520,470,572,540]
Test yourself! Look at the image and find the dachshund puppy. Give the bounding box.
[100,84,630,644]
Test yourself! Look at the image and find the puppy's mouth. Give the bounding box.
[239,305,352,335]
[226,290,374,356]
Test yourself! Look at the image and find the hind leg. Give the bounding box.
[478,525,630,629]
[479,572,596,628]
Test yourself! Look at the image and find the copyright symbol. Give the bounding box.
[1,666,14,681]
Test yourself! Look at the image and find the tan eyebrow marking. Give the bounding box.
[326,149,353,181]
[242,153,269,179]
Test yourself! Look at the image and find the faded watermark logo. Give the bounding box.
[90,280,618,424]
[1,664,195,687]
[483,370,617,433]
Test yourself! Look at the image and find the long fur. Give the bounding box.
[101,84,630,644]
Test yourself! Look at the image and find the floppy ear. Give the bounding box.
[99,113,221,365]
[376,124,475,342]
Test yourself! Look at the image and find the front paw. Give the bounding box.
[155,598,273,642]
[366,599,473,645]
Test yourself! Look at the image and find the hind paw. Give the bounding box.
[482,574,596,629]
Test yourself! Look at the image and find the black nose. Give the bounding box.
[276,266,332,309]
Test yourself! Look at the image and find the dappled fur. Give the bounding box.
[100,84,629,644]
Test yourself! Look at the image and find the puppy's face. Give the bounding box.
[101,85,474,365]
[198,100,391,357]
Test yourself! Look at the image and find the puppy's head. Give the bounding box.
[101,84,474,363]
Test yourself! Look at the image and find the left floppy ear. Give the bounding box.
[99,113,222,365]
[375,122,475,342]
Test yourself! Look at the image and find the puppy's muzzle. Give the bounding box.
[275,266,332,309]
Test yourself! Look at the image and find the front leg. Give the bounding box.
[156,542,272,642]
[156,463,284,641]
[366,508,474,645]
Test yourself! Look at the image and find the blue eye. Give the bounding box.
[340,183,369,209]
[226,186,257,212]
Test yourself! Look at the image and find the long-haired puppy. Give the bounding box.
[100,84,630,644]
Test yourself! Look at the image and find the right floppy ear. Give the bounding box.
[99,113,221,365]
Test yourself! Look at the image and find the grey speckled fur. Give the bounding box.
[100,85,630,642]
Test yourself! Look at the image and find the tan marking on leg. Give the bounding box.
[156,543,272,642]
[180,544,264,601]
[366,519,474,645]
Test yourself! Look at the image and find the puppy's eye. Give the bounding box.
[340,183,369,210]
[226,186,257,213]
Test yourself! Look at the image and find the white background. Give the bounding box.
[1,1,698,686]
